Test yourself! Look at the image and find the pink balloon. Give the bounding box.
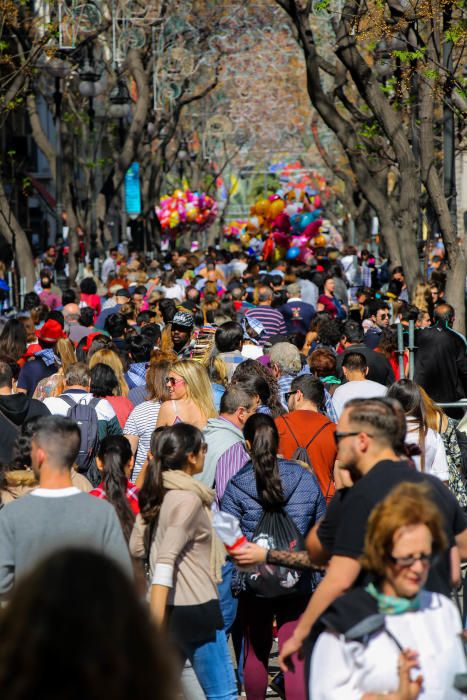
[271,212,290,233]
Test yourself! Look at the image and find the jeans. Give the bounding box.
[182,629,238,700]
[218,560,244,686]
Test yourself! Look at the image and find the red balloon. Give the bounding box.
[302,219,323,238]
[271,212,291,233]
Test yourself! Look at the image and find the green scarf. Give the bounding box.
[320,375,341,385]
[365,582,421,615]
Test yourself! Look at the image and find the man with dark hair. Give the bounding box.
[132,285,147,314]
[170,311,194,358]
[95,288,130,330]
[102,246,119,284]
[415,303,467,409]
[363,300,390,349]
[244,285,287,342]
[125,335,153,389]
[103,313,128,352]
[278,397,467,672]
[275,374,336,499]
[0,414,131,596]
[215,321,245,380]
[0,362,50,463]
[332,351,386,418]
[337,320,395,385]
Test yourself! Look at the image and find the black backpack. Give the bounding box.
[245,509,306,598]
[61,395,100,485]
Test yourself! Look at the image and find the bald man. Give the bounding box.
[63,303,93,343]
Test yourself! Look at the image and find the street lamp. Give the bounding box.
[78,57,106,261]
[177,141,189,182]
[43,56,71,243]
[109,80,132,252]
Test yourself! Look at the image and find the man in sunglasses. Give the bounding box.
[170,311,194,358]
[363,300,391,349]
[279,396,467,674]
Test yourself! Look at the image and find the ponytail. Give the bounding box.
[243,413,284,510]
[97,436,135,542]
[138,428,166,526]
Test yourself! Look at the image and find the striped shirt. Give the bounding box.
[215,441,250,507]
[124,400,161,482]
[244,306,287,341]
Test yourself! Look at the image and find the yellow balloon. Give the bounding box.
[255,199,269,216]
[269,199,285,219]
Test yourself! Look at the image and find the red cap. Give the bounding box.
[35,320,67,343]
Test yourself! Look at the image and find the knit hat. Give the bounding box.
[36,319,67,343]
[172,311,194,329]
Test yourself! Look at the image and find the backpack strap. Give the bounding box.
[304,421,332,450]
[279,416,301,449]
[89,397,100,410]
[60,394,76,409]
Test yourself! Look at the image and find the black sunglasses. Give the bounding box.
[334,431,374,445]
[388,553,433,568]
[285,390,299,403]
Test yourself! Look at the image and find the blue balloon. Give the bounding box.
[298,212,315,231]
[290,213,302,232]
[286,246,300,260]
[313,209,323,217]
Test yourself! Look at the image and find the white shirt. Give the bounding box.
[43,391,117,422]
[406,418,449,481]
[311,591,466,700]
[332,379,387,418]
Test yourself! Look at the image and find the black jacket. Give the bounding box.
[0,394,50,464]
[414,323,467,403]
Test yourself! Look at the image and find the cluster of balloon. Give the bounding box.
[156,189,218,233]
[242,190,327,262]
[223,220,248,239]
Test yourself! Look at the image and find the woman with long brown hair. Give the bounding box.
[124,360,172,483]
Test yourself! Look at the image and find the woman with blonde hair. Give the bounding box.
[156,359,217,429]
[88,348,129,397]
[33,338,77,400]
[412,281,433,316]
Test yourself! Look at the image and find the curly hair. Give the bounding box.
[231,359,285,417]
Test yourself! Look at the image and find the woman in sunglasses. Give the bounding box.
[310,482,466,699]
[156,359,217,429]
[132,423,237,700]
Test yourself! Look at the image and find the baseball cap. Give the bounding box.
[171,311,194,329]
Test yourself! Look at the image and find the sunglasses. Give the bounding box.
[285,390,299,403]
[388,553,433,568]
[378,313,389,320]
[334,431,374,444]
[165,377,185,386]
[171,325,190,333]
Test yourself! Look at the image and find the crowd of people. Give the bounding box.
[0,241,466,698]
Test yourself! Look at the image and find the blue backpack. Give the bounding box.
[61,395,100,485]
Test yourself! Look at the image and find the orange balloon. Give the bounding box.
[314,235,326,247]
[255,199,269,216]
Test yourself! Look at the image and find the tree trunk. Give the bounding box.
[0,179,36,291]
